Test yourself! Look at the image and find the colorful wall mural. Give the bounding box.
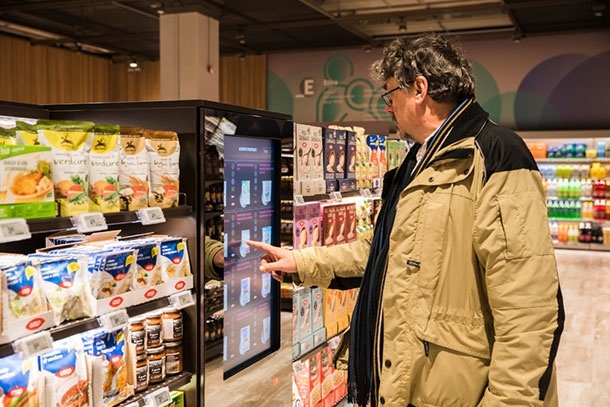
[267,31,610,132]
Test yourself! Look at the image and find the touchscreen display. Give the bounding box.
[222,135,277,376]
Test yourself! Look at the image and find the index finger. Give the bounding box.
[246,240,275,254]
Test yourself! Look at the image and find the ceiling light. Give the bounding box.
[236,32,246,45]
[129,60,139,69]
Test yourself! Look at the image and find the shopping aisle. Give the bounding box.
[204,312,293,406]
[554,249,610,406]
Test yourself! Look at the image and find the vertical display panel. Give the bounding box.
[221,134,281,379]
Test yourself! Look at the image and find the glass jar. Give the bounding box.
[146,312,163,348]
[147,345,166,384]
[135,353,149,392]
[161,307,183,341]
[128,317,147,355]
[165,340,183,375]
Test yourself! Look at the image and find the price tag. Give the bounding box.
[294,194,305,205]
[292,360,304,374]
[13,331,53,359]
[360,188,372,198]
[0,218,31,243]
[137,207,166,225]
[327,335,342,349]
[98,309,129,332]
[329,191,343,202]
[71,212,107,233]
[144,387,172,407]
[170,290,194,309]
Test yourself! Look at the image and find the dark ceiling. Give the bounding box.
[0,0,608,63]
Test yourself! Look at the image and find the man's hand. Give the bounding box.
[246,240,297,282]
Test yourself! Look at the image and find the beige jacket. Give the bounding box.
[293,116,563,406]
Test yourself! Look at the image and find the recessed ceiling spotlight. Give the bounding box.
[398,17,407,32]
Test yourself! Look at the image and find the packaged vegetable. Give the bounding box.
[36,119,94,216]
[89,125,121,213]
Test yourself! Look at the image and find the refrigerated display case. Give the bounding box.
[0,99,292,406]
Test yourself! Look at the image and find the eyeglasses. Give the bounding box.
[381,86,401,107]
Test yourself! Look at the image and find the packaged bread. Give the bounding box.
[118,126,149,211]
[89,125,121,213]
[145,130,180,208]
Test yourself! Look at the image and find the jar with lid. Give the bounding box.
[128,317,147,355]
[161,307,183,341]
[146,312,163,348]
[147,345,166,384]
[165,340,183,375]
[135,353,149,392]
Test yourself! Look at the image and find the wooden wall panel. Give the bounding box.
[0,35,267,109]
[219,54,266,110]
[109,61,161,102]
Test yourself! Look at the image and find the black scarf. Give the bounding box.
[347,98,474,407]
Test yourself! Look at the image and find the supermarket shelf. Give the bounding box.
[0,296,176,358]
[25,205,193,235]
[116,371,193,407]
[538,158,610,164]
[554,242,610,251]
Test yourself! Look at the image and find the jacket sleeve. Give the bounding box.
[473,168,564,406]
[204,236,224,281]
[292,237,371,288]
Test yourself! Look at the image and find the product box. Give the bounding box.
[321,204,338,247]
[305,202,321,248]
[334,204,347,245]
[345,203,357,243]
[294,123,312,181]
[311,286,324,331]
[293,353,322,407]
[311,127,324,180]
[170,390,186,407]
[295,287,313,341]
[326,179,338,194]
[335,290,350,333]
[334,130,346,179]
[346,130,357,178]
[323,128,337,180]
[319,345,335,407]
[293,203,308,249]
[323,288,339,338]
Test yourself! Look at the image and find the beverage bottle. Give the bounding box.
[550,221,559,242]
[578,222,586,243]
[547,178,557,197]
[568,224,579,243]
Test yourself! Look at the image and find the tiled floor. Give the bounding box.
[203,248,610,406]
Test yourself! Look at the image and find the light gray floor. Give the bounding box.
[202,248,610,406]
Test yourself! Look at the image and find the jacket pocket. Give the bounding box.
[416,195,450,291]
[496,191,552,259]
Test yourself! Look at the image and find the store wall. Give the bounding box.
[0,35,266,109]
[267,31,610,131]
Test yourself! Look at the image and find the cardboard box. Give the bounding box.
[321,204,337,247]
[334,130,346,179]
[323,128,337,180]
[346,130,357,179]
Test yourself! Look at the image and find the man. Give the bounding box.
[248,34,564,406]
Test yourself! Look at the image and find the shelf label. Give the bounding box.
[13,331,53,359]
[137,207,166,225]
[144,387,172,407]
[329,191,343,202]
[292,360,304,374]
[294,194,305,205]
[98,309,129,332]
[170,290,194,310]
[71,212,107,233]
[123,403,140,407]
[0,218,31,243]
[360,188,372,198]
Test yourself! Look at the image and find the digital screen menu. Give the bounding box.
[222,135,278,377]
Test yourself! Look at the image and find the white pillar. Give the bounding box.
[160,12,219,101]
